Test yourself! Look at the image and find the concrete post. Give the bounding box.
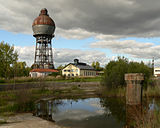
[125,73,144,105]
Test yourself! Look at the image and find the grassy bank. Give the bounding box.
[100,85,160,98]
[143,86,160,98]
[128,102,160,128]
[0,76,101,84]
[0,88,52,117]
[136,111,160,128]
[0,84,99,118]
[101,86,126,97]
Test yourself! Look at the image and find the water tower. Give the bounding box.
[32,8,55,69]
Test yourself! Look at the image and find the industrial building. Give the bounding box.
[62,59,96,77]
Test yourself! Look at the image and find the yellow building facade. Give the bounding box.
[62,59,96,77]
[62,64,80,77]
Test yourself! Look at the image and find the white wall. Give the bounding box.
[30,72,50,77]
[154,67,160,77]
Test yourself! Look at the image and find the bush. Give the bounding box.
[102,57,152,89]
[49,72,60,77]
[0,78,5,83]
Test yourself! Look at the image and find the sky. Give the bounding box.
[1,0,160,68]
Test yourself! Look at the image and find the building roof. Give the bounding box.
[64,59,95,70]
[30,69,59,73]
[73,63,94,70]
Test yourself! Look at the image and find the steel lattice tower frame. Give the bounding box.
[32,8,55,69]
[34,35,54,69]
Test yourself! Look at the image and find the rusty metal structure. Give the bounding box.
[32,8,55,69]
[125,73,144,105]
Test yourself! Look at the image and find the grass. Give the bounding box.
[143,86,160,98]
[0,84,88,117]
[100,86,126,97]
[127,104,160,128]
[0,120,8,125]
[0,88,53,116]
[100,85,160,98]
[0,76,101,84]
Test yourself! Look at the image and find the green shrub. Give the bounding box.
[49,72,60,77]
[102,57,152,89]
[0,78,5,83]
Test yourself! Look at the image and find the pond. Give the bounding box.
[35,97,159,128]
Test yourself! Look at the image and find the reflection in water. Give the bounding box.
[36,98,125,128]
[125,98,159,128]
[100,97,126,123]
[149,99,158,112]
[35,98,159,128]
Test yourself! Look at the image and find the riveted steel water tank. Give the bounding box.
[32,8,55,37]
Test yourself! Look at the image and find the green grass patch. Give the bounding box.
[0,120,7,125]
[143,86,160,97]
[101,86,126,97]
[0,76,102,84]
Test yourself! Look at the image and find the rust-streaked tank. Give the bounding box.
[32,8,55,37]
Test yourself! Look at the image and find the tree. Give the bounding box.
[0,41,18,78]
[57,65,64,70]
[102,57,152,89]
[92,61,104,71]
[91,61,96,69]
[95,61,100,70]
[13,62,31,77]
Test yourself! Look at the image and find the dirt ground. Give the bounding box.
[0,113,67,128]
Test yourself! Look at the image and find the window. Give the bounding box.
[76,74,78,76]
[72,74,74,76]
[75,69,78,72]
[71,69,74,72]
[155,70,160,72]
[64,70,66,72]
[68,70,71,72]
[68,74,70,76]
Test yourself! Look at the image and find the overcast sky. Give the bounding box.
[1,0,160,67]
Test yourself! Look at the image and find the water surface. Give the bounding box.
[36,98,125,128]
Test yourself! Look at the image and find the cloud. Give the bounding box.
[1,0,160,38]
[90,40,160,60]
[2,0,160,65]
[15,46,35,66]
[56,28,96,40]
[14,46,108,67]
[53,109,104,121]
[54,48,108,66]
